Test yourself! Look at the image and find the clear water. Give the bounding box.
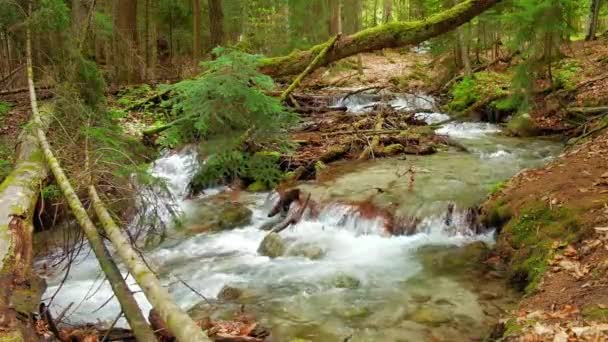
[38,96,563,341]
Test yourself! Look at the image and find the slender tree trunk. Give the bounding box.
[373,0,379,26]
[261,0,503,77]
[193,0,202,59]
[25,22,156,342]
[457,25,472,75]
[329,0,342,35]
[208,0,224,49]
[383,0,393,23]
[88,187,211,342]
[586,0,602,41]
[145,0,157,80]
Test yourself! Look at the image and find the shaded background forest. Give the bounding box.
[1,0,607,89]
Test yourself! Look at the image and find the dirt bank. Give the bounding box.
[483,130,608,340]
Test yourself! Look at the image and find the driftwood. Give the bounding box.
[271,194,311,234]
[359,113,385,160]
[567,106,608,115]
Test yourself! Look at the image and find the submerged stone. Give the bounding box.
[408,305,452,326]
[217,285,244,301]
[333,273,361,289]
[287,243,325,260]
[258,232,286,258]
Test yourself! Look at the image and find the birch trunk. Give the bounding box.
[88,186,211,342]
[25,22,157,342]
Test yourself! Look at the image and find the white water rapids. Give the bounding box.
[37,96,563,340]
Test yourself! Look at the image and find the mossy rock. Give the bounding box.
[507,113,541,137]
[417,241,490,275]
[482,201,513,228]
[185,201,253,235]
[258,232,286,258]
[582,304,608,322]
[217,285,244,302]
[407,305,452,326]
[287,243,325,260]
[333,273,361,289]
[382,144,404,156]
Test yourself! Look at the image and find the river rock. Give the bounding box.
[408,305,452,326]
[417,241,490,275]
[258,232,286,258]
[287,243,325,260]
[333,273,361,289]
[217,285,244,301]
[186,201,253,235]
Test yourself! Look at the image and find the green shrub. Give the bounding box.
[0,101,12,118]
[190,150,284,192]
[448,72,511,112]
[554,60,581,91]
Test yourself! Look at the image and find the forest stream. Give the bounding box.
[38,93,563,341]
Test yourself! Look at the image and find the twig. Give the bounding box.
[101,311,123,342]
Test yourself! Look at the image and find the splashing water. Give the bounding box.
[39,95,563,341]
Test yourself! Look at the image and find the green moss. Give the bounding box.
[503,205,581,293]
[247,180,268,192]
[503,318,523,336]
[448,71,510,112]
[582,305,608,322]
[483,200,512,228]
[0,101,12,118]
[554,60,582,92]
[0,331,24,342]
[488,180,507,195]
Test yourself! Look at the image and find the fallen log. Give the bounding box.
[271,194,311,234]
[359,113,385,160]
[280,34,340,102]
[567,106,608,115]
[25,24,157,342]
[89,186,211,342]
[0,105,49,342]
[260,0,503,77]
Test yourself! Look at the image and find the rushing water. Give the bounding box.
[39,94,563,341]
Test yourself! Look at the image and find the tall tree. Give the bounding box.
[383,0,393,23]
[586,0,602,41]
[329,0,342,35]
[208,0,224,48]
[193,0,201,59]
[114,0,139,83]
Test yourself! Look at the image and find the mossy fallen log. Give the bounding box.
[0,110,49,342]
[260,0,502,77]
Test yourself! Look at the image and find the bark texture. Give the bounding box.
[0,103,48,342]
[586,0,602,41]
[208,0,224,48]
[25,25,156,342]
[260,0,502,77]
[88,186,211,342]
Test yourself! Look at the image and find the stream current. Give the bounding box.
[38,94,563,341]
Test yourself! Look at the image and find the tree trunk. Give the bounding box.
[145,0,157,80]
[208,0,224,49]
[193,0,202,59]
[0,94,49,342]
[383,0,393,23]
[25,23,157,342]
[586,0,602,41]
[114,0,139,84]
[329,0,342,35]
[88,187,211,342]
[260,0,503,77]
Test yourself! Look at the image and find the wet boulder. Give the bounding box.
[333,273,361,289]
[186,201,253,235]
[258,232,286,258]
[217,285,244,302]
[287,242,325,260]
[416,241,490,276]
[408,305,452,326]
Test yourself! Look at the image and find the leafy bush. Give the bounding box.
[554,60,581,91]
[449,77,478,111]
[191,151,283,192]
